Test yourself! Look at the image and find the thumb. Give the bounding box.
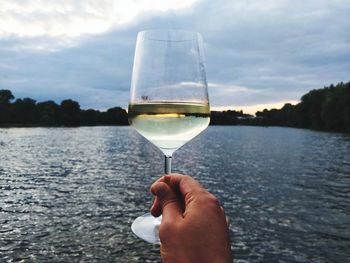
[151,182,182,222]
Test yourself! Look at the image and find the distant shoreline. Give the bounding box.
[1,81,349,133]
[1,124,349,136]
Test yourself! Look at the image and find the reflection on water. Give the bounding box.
[0,126,349,262]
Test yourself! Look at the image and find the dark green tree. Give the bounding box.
[106,107,128,125]
[0,90,14,104]
[59,99,81,126]
[12,98,38,124]
[0,89,15,124]
[37,101,60,126]
[300,88,327,129]
[81,109,99,125]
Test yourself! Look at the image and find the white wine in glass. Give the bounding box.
[129,30,210,243]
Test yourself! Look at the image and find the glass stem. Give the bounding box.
[164,155,172,174]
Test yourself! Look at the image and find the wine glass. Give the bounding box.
[128,29,210,244]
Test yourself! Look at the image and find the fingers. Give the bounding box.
[152,174,204,195]
[150,196,162,217]
[166,174,207,205]
[150,174,207,213]
[151,181,183,222]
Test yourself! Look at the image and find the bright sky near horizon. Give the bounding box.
[0,0,349,114]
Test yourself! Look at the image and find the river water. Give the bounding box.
[0,126,349,262]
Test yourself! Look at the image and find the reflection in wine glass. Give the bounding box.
[128,29,210,244]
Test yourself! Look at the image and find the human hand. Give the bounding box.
[150,174,232,263]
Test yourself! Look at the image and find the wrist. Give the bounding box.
[161,249,232,263]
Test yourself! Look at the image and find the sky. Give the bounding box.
[0,0,349,114]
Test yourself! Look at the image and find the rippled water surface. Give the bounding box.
[0,126,350,262]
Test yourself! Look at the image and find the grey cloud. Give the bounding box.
[0,0,349,111]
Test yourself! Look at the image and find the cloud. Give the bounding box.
[0,0,198,39]
[0,0,349,113]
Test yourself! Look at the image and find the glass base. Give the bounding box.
[131,212,161,244]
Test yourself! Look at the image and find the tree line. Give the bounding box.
[254,81,350,133]
[1,81,349,132]
[0,90,128,126]
[0,89,254,127]
[210,110,253,125]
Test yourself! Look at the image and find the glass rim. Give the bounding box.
[137,29,202,42]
